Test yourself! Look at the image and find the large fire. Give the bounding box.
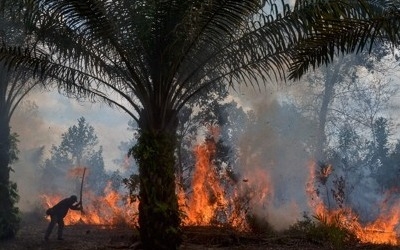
[42,167,138,227]
[42,184,138,227]
[42,136,272,231]
[179,135,272,230]
[181,138,228,225]
[41,139,400,245]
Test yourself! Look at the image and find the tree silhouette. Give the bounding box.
[40,117,107,196]
[0,1,43,239]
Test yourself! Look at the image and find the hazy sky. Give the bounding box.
[11,89,132,172]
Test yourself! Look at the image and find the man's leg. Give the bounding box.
[57,218,64,240]
[44,217,56,241]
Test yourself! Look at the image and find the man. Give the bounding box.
[44,195,82,241]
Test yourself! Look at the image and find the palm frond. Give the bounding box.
[288,0,400,80]
[0,0,399,124]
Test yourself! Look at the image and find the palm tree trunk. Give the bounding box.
[132,114,182,249]
[0,116,18,240]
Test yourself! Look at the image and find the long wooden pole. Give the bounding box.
[79,167,86,213]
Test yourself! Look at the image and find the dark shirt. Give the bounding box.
[49,197,81,218]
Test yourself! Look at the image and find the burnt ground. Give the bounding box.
[1,217,400,250]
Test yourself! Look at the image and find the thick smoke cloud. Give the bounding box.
[234,88,316,230]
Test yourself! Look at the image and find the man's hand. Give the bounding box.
[71,201,83,211]
[77,202,84,213]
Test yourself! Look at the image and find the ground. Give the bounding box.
[1,218,399,250]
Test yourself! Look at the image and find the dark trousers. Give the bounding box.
[44,215,64,239]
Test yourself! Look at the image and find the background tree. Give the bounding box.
[0,132,21,240]
[176,84,232,188]
[384,140,400,189]
[178,94,251,197]
[298,45,399,163]
[40,117,108,196]
[288,33,400,209]
[370,117,395,190]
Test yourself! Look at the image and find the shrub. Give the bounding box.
[287,212,358,249]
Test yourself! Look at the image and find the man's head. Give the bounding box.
[70,195,78,202]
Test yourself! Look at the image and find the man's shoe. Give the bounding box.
[44,237,49,242]
[57,237,64,241]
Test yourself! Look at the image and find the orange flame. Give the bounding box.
[182,139,228,226]
[42,182,138,227]
[179,134,272,231]
[307,161,400,245]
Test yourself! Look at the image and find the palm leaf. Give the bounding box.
[288,0,400,80]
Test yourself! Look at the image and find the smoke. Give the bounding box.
[230,69,400,232]
[234,88,316,231]
[10,148,44,212]
[9,98,57,212]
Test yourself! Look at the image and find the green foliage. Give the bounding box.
[313,213,357,249]
[0,132,20,240]
[0,181,20,240]
[122,173,140,202]
[371,117,390,164]
[289,1,400,80]
[360,117,400,190]
[337,123,364,165]
[9,132,19,164]
[131,131,182,250]
[287,213,357,249]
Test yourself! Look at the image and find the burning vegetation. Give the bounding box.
[306,161,400,246]
[39,134,400,248]
[42,182,139,227]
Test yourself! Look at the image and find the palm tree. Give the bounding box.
[0,0,399,248]
[0,1,43,239]
[0,64,41,240]
[8,2,295,248]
